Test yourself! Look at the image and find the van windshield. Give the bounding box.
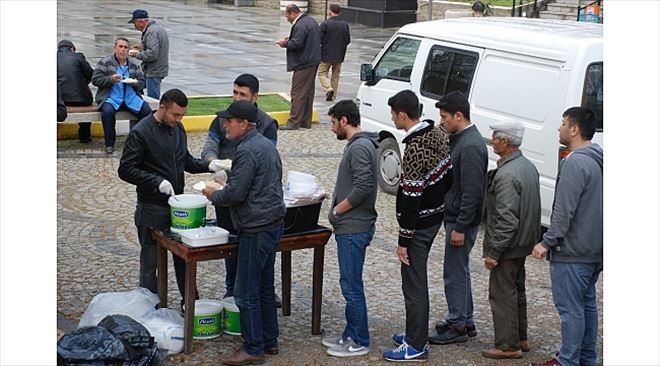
[373,37,421,84]
[582,62,603,131]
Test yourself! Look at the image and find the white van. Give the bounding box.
[357,17,603,226]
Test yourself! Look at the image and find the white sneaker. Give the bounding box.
[327,339,369,357]
[322,335,349,348]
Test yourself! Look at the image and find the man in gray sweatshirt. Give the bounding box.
[430,91,488,345]
[530,107,603,366]
[322,100,378,358]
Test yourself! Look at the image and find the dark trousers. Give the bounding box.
[234,224,283,356]
[489,256,528,351]
[64,101,92,142]
[134,202,189,300]
[288,65,318,128]
[401,223,441,351]
[100,101,151,147]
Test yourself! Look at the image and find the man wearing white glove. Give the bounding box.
[118,89,213,311]
[158,179,175,196]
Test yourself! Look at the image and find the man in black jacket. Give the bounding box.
[430,91,488,345]
[318,4,350,102]
[276,4,321,130]
[118,89,226,308]
[57,39,94,142]
[202,100,286,365]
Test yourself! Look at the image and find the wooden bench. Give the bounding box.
[60,95,160,123]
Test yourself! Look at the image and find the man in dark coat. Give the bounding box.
[57,39,94,142]
[318,4,350,102]
[276,4,321,130]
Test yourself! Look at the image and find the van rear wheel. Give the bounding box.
[378,137,401,195]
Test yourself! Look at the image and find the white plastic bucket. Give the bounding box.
[169,194,208,230]
[222,297,241,335]
[193,300,223,339]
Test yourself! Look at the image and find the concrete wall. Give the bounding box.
[416,0,538,21]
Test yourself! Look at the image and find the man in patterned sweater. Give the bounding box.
[382,90,452,363]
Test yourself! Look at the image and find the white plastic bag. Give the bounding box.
[78,288,159,328]
[141,308,184,354]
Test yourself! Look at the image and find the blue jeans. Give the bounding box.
[146,77,162,99]
[442,222,479,328]
[100,101,151,147]
[335,225,375,347]
[550,261,602,366]
[234,224,283,356]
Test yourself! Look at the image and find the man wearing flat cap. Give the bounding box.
[128,9,169,99]
[481,119,541,360]
[202,100,286,365]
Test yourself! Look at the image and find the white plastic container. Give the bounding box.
[193,300,223,339]
[179,227,229,247]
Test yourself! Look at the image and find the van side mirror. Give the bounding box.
[360,64,375,85]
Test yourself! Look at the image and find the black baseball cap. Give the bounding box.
[129,9,149,23]
[217,100,258,123]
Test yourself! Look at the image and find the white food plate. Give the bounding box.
[179,226,230,247]
[121,78,138,84]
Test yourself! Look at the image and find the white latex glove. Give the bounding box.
[158,179,175,196]
[209,159,231,172]
[214,170,228,184]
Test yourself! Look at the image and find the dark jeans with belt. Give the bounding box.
[401,223,442,351]
[101,101,151,147]
[134,201,189,300]
[234,224,283,356]
[488,256,528,351]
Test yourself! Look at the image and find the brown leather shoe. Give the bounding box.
[481,348,523,359]
[222,347,265,365]
[264,346,279,355]
[519,340,530,352]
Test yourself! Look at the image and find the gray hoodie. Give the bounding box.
[542,143,603,263]
[328,131,379,234]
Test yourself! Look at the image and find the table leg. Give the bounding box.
[281,251,291,316]
[311,246,325,335]
[183,261,197,355]
[156,242,168,309]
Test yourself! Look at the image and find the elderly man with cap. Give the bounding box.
[481,119,541,360]
[202,100,286,365]
[128,9,169,99]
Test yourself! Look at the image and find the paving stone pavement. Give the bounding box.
[57,1,603,365]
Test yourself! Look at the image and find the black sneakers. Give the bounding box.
[435,320,477,337]
[429,324,469,345]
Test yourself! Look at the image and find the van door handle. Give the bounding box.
[363,101,372,107]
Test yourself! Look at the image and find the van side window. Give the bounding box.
[421,46,478,99]
[373,37,421,84]
[582,62,603,131]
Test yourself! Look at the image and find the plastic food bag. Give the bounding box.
[140,308,184,354]
[78,288,159,328]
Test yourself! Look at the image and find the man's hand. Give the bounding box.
[450,230,465,247]
[532,243,549,260]
[484,257,498,270]
[111,74,122,83]
[397,245,410,266]
[128,49,139,57]
[131,44,143,51]
[275,37,288,47]
[158,180,175,196]
[201,187,217,200]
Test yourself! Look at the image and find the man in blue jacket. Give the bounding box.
[276,4,321,130]
[530,107,603,366]
[202,100,286,365]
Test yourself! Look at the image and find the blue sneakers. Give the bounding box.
[383,340,429,362]
[392,332,407,346]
